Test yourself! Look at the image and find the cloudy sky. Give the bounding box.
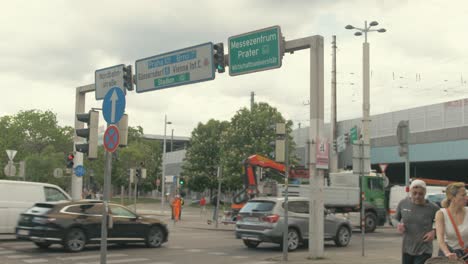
[2,0,467,137]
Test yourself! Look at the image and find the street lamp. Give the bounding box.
[161,115,172,213]
[345,20,386,174]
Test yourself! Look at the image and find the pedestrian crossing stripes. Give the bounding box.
[7,254,32,259]
[22,259,48,263]
[57,253,128,261]
[77,258,149,264]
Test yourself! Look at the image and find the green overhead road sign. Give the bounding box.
[350,126,358,144]
[229,26,283,76]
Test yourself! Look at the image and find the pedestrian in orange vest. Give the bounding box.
[172,195,182,222]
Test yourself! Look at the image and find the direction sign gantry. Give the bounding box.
[229,26,283,76]
[135,42,215,93]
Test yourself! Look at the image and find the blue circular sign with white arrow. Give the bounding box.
[102,87,126,124]
[74,165,86,177]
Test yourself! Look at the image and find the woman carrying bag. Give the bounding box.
[435,182,468,263]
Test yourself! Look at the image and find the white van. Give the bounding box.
[387,185,446,226]
[0,180,71,233]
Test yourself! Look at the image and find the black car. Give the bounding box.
[16,200,169,252]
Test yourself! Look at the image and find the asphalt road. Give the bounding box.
[0,204,435,264]
[0,223,413,264]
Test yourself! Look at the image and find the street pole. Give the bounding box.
[161,115,168,213]
[100,149,112,264]
[282,135,289,261]
[215,166,221,229]
[362,32,371,175]
[330,35,338,172]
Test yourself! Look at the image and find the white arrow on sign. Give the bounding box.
[110,89,118,123]
[6,150,17,161]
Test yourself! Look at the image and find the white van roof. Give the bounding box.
[0,179,63,188]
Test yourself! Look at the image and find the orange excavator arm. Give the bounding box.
[232,154,286,206]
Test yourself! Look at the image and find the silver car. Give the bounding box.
[235,197,352,251]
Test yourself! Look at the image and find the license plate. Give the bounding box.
[244,217,259,222]
[17,229,29,236]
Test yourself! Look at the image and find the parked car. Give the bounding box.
[16,200,169,252]
[235,197,352,251]
[0,180,71,233]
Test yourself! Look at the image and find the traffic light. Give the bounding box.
[213,43,225,73]
[75,110,99,159]
[66,153,74,168]
[123,65,133,91]
[344,133,350,145]
[332,140,337,152]
[136,168,141,179]
[179,177,185,186]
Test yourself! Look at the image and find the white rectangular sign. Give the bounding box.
[135,42,215,93]
[95,64,126,100]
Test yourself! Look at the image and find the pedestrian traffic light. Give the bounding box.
[66,153,74,168]
[179,177,185,186]
[332,140,337,152]
[136,168,141,179]
[75,110,99,160]
[123,65,133,91]
[213,43,225,73]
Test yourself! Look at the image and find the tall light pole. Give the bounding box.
[345,21,386,174]
[161,115,172,213]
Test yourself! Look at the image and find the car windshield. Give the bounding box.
[427,193,445,204]
[240,201,275,213]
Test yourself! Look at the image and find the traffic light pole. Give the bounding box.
[284,35,324,259]
[100,148,113,264]
[73,84,95,200]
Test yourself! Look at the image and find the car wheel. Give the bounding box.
[34,242,51,249]
[365,212,377,233]
[287,228,300,251]
[243,239,260,248]
[64,228,86,252]
[334,226,351,247]
[145,226,164,248]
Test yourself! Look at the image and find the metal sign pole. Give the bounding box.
[100,149,112,264]
[282,136,289,261]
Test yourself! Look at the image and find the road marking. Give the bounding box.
[78,258,149,264]
[10,244,35,249]
[185,249,203,253]
[208,252,227,256]
[7,254,33,259]
[0,250,15,254]
[232,256,249,259]
[23,259,49,263]
[167,245,184,249]
[57,253,128,261]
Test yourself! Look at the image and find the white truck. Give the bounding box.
[278,171,387,232]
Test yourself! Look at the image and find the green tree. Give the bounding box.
[0,110,73,182]
[220,102,295,191]
[182,119,229,194]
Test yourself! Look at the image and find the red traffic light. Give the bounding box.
[68,154,75,161]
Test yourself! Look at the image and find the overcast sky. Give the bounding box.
[2,0,467,137]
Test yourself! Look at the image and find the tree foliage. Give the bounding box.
[183,102,296,195]
[182,119,229,193]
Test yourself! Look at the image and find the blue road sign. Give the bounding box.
[102,87,126,124]
[104,125,120,153]
[74,165,86,177]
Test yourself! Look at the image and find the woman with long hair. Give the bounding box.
[435,182,468,261]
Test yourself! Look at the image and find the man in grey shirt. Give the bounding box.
[394,179,440,264]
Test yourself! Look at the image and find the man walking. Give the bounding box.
[394,179,439,264]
